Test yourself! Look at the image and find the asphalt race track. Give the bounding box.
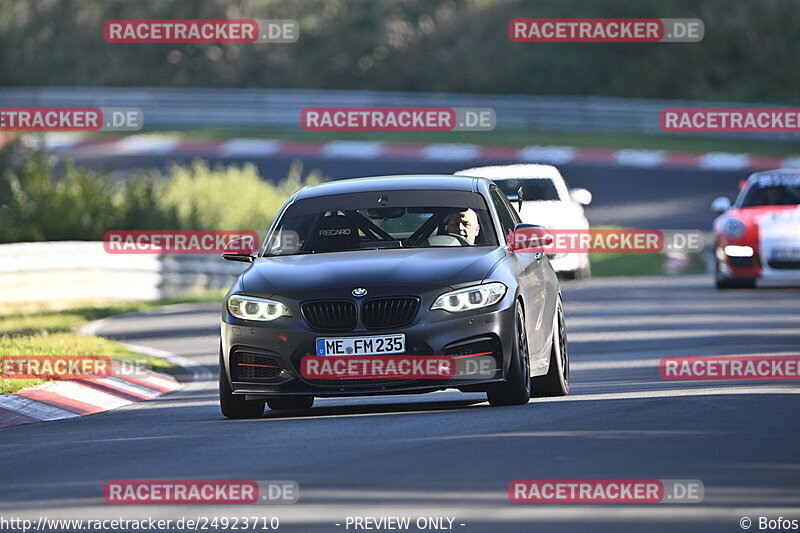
[1,275,799,532]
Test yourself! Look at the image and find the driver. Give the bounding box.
[445,208,481,245]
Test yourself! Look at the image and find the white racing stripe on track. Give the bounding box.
[422,143,479,161]
[219,138,281,157]
[570,359,660,370]
[569,327,800,342]
[38,381,132,410]
[0,394,79,421]
[614,149,666,167]
[91,377,160,399]
[535,385,800,403]
[322,141,384,159]
[698,152,750,170]
[22,132,83,151]
[121,369,181,391]
[517,145,577,164]
[113,135,181,155]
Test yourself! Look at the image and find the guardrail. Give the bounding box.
[0,242,247,305]
[1,87,796,141]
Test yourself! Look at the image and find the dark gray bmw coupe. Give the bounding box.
[219,175,569,418]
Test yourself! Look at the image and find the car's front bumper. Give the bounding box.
[221,287,518,398]
[717,234,800,281]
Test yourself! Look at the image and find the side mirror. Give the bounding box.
[222,236,256,262]
[570,188,592,206]
[506,188,524,212]
[711,197,731,213]
[508,223,552,252]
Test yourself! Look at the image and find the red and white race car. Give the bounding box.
[712,169,800,288]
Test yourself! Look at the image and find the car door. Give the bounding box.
[489,187,555,369]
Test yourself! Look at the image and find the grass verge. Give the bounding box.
[589,250,708,277]
[585,226,709,277]
[0,292,225,395]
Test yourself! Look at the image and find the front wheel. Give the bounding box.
[219,349,265,419]
[487,301,531,406]
[532,297,569,397]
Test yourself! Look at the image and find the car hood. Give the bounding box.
[714,205,800,230]
[242,247,507,296]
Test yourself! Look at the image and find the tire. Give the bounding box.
[487,301,531,406]
[715,276,756,289]
[532,297,569,397]
[219,349,265,419]
[267,397,314,411]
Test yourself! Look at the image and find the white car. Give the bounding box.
[455,164,593,279]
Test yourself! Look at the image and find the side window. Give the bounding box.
[490,188,519,236]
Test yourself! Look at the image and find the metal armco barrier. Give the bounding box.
[1,87,797,141]
[0,241,248,304]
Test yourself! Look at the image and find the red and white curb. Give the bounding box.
[7,133,800,172]
[0,366,180,429]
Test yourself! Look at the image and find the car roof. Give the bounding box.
[748,168,800,181]
[454,164,561,181]
[296,175,485,199]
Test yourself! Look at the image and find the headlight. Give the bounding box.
[227,295,291,321]
[724,245,754,257]
[723,218,746,238]
[431,282,507,313]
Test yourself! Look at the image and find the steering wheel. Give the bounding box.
[445,233,471,246]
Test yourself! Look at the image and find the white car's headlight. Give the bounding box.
[431,282,507,313]
[723,218,746,238]
[228,295,291,321]
[724,245,754,257]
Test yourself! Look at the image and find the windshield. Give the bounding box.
[738,175,800,207]
[494,178,560,201]
[265,190,497,256]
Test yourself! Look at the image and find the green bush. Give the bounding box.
[0,140,323,242]
[153,159,323,233]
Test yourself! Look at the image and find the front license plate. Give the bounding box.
[316,334,405,356]
[771,248,800,261]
